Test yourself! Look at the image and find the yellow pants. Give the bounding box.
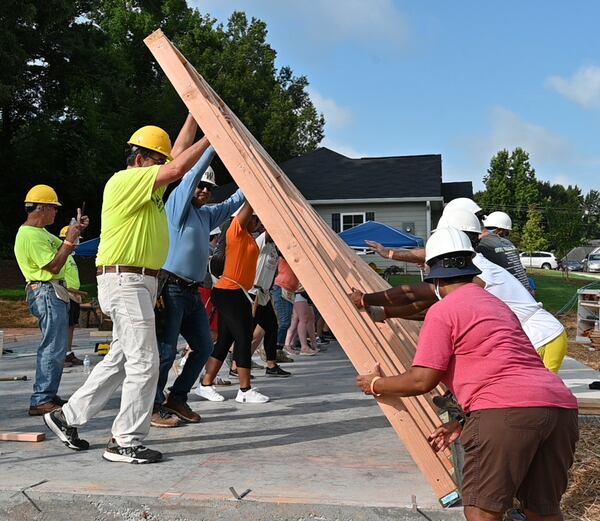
[537,330,568,373]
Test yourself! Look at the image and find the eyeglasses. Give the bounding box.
[147,154,167,165]
[197,182,214,192]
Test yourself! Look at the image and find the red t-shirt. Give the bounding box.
[413,283,577,413]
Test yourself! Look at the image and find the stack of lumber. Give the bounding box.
[145,30,458,504]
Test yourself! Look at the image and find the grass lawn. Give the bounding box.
[389,269,597,314]
[0,282,98,301]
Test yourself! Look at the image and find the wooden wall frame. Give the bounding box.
[145,30,459,506]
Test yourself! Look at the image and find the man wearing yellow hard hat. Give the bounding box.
[45,115,211,464]
[59,225,87,367]
[14,185,89,416]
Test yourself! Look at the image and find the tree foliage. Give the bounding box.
[521,206,549,255]
[477,147,598,258]
[0,1,324,256]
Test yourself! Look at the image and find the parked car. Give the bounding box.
[585,253,600,273]
[561,259,584,272]
[519,251,559,270]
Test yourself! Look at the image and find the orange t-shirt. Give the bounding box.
[215,217,259,291]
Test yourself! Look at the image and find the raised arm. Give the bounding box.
[153,136,209,191]
[170,114,198,159]
[365,240,426,264]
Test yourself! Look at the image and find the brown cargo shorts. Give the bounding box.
[460,407,579,515]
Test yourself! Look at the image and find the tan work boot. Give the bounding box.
[150,405,182,428]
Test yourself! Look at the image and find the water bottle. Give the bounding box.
[83,355,92,375]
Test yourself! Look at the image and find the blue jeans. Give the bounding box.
[272,285,293,346]
[155,283,214,405]
[26,282,69,406]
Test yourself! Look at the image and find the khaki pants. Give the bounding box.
[63,272,159,447]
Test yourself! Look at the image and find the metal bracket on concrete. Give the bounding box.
[229,487,251,501]
[11,479,48,512]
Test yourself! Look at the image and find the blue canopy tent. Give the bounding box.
[75,237,100,257]
[338,221,424,249]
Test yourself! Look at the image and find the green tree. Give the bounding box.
[521,206,549,257]
[538,181,585,258]
[0,1,324,257]
[476,147,539,231]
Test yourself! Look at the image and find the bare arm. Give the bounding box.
[236,202,254,229]
[356,363,444,397]
[366,281,436,307]
[43,209,89,274]
[170,114,198,159]
[153,136,209,191]
[383,301,433,319]
[365,241,426,264]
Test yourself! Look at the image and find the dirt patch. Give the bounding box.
[0,299,37,329]
[562,424,600,521]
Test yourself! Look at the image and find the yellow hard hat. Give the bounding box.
[59,226,69,238]
[127,125,173,161]
[24,185,62,206]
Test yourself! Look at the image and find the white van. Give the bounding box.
[520,251,558,270]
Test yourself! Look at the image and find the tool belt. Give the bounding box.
[96,265,159,277]
[161,269,202,289]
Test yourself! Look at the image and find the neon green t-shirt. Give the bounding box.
[64,255,80,290]
[14,226,65,282]
[96,165,168,270]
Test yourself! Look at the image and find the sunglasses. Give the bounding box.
[441,256,469,268]
[197,182,214,192]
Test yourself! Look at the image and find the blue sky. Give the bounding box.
[192,1,600,194]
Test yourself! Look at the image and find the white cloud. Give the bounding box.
[547,65,600,110]
[472,107,573,165]
[308,88,353,130]
[454,107,600,193]
[321,137,363,158]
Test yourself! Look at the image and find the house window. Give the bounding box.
[341,212,366,231]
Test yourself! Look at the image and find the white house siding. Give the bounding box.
[310,201,428,274]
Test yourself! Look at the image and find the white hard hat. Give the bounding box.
[435,208,482,234]
[424,228,481,281]
[200,166,217,187]
[483,211,512,231]
[425,227,476,264]
[444,197,482,215]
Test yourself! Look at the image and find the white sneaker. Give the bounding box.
[235,387,269,404]
[194,384,225,402]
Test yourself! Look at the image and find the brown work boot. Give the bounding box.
[53,395,68,406]
[65,352,84,366]
[163,395,201,423]
[150,406,182,428]
[29,401,61,416]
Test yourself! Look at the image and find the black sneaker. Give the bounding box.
[265,364,291,377]
[43,409,89,451]
[102,438,162,464]
[228,368,255,379]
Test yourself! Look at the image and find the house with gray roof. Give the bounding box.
[213,147,472,270]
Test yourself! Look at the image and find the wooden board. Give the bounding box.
[578,397,600,416]
[145,30,458,504]
[0,431,45,442]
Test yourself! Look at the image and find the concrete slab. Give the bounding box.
[559,356,600,399]
[0,332,464,520]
